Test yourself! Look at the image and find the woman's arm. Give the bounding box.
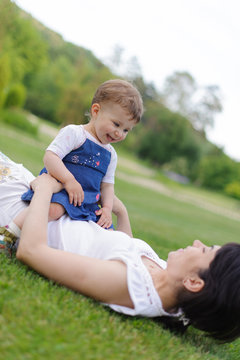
[16,174,133,307]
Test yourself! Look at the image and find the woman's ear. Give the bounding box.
[183,275,205,293]
[91,103,101,117]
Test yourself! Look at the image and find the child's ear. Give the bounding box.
[91,103,101,117]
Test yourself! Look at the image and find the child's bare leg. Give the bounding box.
[48,202,65,221]
[14,207,29,229]
[14,202,65,226]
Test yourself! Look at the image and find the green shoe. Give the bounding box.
[0,226,18,257]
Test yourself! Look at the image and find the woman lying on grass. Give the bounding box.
[0,152,240,343]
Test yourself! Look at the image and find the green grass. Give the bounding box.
[0,122,53,175]
[0,121,240,359]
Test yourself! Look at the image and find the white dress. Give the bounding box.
[0,152,174,318]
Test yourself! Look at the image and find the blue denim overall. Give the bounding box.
[22,139,112,223]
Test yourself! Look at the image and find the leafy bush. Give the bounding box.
[197,155,239,190]
[135,101,201,171]
[224,181,240,200]
[0,109,38,136]
[4,83,26,108]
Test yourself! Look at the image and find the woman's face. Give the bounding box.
[167,240,220,284]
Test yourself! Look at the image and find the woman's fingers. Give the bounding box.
[30,174,63,193]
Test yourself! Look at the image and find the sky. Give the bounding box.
[15,0,240,161]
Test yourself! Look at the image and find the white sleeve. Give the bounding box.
[102,147,117,184]
[47,125,86,159]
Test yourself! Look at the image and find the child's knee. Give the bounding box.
[48,203,65,221]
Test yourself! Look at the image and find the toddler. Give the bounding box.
[1,79,143,248]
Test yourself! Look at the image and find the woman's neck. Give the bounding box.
[154,274,179,313]
[142,257,178,313]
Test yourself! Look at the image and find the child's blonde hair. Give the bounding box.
[91,79,143,122]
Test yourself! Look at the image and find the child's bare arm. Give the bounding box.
[112,196,133,237]
[44,150,84,206]
[96,182,114,228]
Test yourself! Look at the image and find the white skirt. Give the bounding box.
[0,151,35,226]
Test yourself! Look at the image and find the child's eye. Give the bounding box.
[123,129,129,133]
[113,122,119,127]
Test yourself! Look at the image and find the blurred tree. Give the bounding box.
[1,6,47,84]
[25,63,62,123]
[4,83,26,108]
[125,55,142,80]
[57,84,91,125]
[162,71,196,114]
[161,71,223,133]
[0,54,11,107]
[0,0,47,112]
[135,101,201,172]
[105,44,125,75]
[25,55,76,123]
[57,56,113,125]
[132,76,159,103]
[0,0,15,47]
[12,15,47,80]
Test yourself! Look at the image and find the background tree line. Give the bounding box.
[0,0,240,199]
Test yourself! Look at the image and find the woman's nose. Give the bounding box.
[193,239,205,248]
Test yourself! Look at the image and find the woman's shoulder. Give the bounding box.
[133,238,167,269]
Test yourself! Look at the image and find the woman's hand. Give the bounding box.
[30,173,63,194]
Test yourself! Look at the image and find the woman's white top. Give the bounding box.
[0,151,173,318]
[0,152,35,225]
[48,216,170,317]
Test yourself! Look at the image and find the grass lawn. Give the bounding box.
[0,121,240,359]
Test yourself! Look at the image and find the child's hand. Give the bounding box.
[95,207,112,229]
[64,178,84,206]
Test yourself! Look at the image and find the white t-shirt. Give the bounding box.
[47,125,118,184]
[48,216,170,317]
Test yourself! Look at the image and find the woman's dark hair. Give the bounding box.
[177,242,240,342]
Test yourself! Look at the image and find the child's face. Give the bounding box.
[90,102,137,145]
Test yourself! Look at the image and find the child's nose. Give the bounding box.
[115,129,122,138]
